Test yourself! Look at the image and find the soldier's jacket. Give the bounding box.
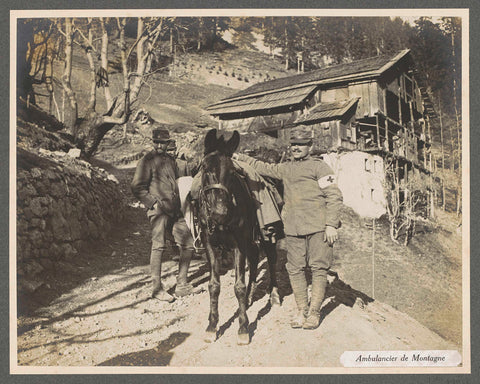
[236,154,343,236]
[131,150,191,217]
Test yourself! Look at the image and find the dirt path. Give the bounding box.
[16,165,461,368]
[16,251,456,368]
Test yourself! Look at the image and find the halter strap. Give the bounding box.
[201,183,229,194]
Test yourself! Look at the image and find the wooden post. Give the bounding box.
[422,118,427,168]
[383,88,389,151]
[427,114,432,170]
[409,101,416,163]
[398,86,403,127]
[376,114,381,149]
[439,101,445,170]
[372,218,375,299]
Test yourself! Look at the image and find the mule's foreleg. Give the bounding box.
[204,237,220,343]
[263,240,280,306]
[246,243,259,306]
[234,248,250,345]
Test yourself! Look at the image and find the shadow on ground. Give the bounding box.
[98,332,190,366]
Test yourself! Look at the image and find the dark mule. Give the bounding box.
[197,129,280,345]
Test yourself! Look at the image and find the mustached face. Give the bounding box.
[290,143,310,159]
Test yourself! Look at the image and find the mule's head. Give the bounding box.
[200,129,240,226]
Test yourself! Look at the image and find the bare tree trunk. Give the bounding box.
[85,18,97,112]
[61,18,78,133]
[284,24,289,70]
[130,18,163,103]
[131,18,146,100]
[197,18,203,51]
[438,99,446,211]
[118,17,130,140]
[450,18,462,216]
[45,41,54,115]
[211,17,217,50]
[100,18,113,110]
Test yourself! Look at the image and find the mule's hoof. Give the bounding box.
[174,283,194,297]
[237,333,250,345]
[151,289,175,303]
[204,331,217,343]
[270,289,281,306]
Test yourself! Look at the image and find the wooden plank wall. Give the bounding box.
[348,81,379,119]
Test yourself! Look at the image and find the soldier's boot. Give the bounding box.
[303,275,327,330]
[150,251,174,302]
[175,248,194,297]
[289,273,309,328]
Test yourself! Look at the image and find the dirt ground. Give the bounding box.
[16,164,462,368]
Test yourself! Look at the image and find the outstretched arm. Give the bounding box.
[234,153,283,180]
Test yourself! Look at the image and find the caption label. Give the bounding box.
[340,350,462,367]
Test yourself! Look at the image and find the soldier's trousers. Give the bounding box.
[149,213,194,254]
[285,231,333,312]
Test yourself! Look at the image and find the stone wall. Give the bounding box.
[17,148,126,294]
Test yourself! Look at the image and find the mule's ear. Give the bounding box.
[225,131,240,156]
[204,129,218,154]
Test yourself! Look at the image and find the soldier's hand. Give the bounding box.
[324,225,338,245]
[232,153,240,160]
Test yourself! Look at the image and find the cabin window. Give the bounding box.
[365,158,371,172]
[350,122,357,142]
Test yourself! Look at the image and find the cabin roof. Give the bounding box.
[207,49,411,116]
[205,85,317,115]
[294,97,360,124]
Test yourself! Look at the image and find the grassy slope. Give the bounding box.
[333,207,462,346]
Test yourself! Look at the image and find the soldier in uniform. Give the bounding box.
[131,126,195,302]
[233,127,343,329]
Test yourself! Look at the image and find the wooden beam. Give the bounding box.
[376,111,403,131]
[376,114,381,149]
[382,88,390,151]
[384,114,389,152]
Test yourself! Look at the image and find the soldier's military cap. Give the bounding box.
[152,126,171,143]
[290,125,313,145]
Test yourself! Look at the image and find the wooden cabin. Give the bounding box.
[206,49,432,169]
[206,50,436,218]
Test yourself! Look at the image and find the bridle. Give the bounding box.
[199,151,235,234]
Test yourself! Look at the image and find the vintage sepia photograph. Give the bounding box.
[11,8,469,374]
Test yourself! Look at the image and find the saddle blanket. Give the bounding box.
[176,176,195,238]
[183,160,283,240]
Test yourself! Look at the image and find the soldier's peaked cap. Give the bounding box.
[290,126,313,144]
[152,126,171,143]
